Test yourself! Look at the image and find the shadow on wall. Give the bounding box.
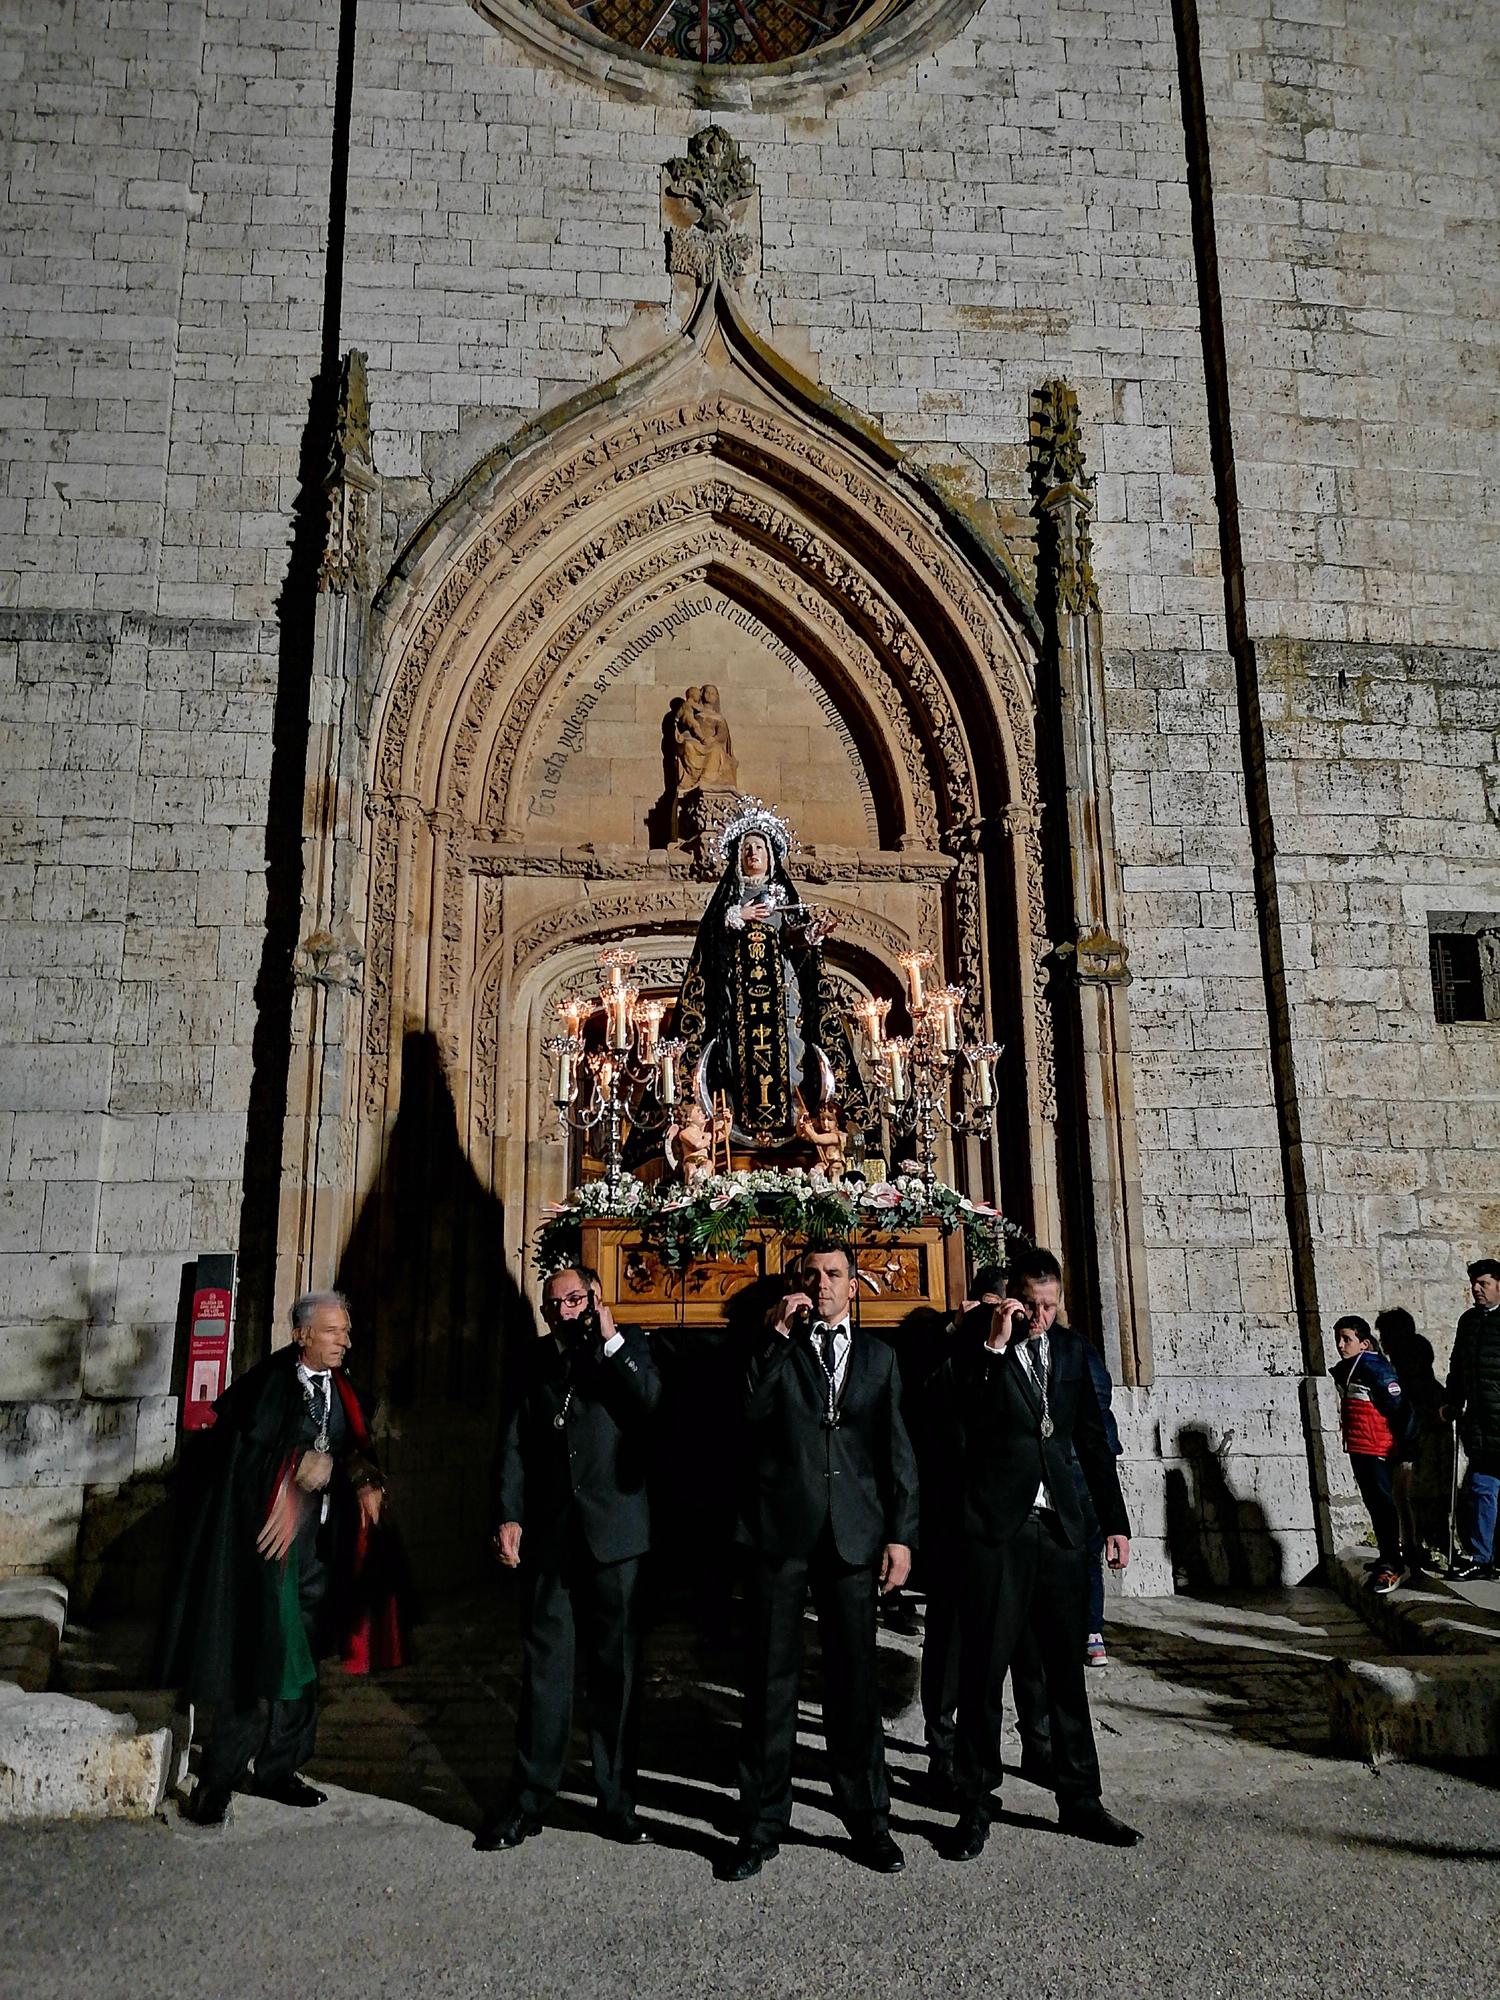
[336,1032,532,1595]
[1165,1425,1286,1592]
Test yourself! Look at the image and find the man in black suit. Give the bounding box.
[722,1242,920,1881]
[930,1247,1140,1854]
[478,1264,661,1851]
[906,1266,1054,1803]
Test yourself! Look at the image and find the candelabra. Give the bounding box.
[852,951,1001,1193]
[543,949,683,1201]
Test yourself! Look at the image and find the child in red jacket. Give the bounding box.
[1333,1315,1411,1595]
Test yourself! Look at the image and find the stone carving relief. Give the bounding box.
[664,126,757,285]
[1030,378,1099,618]
[463,488,959,845]
[489,537,900,845]
[511,889,708,981]
[376,395,1032,813]
[363,363,1048,1166]
[319,349,377,598]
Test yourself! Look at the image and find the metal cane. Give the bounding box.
[1447,1416,1460,1572]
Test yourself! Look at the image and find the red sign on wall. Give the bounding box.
[183,1285,232,1430]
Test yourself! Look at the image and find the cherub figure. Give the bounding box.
[667,1099,714,1183]
[797,1101,848,1178]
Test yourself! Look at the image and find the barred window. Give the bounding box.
[1428,918,1499,1026]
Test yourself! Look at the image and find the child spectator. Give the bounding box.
[1333,1316,1411,1594]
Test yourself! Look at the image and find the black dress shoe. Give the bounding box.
[254,1775,326,1808]
[186,1785,231,1827]
[951,1810,990,1860]
[599,1809,655,1845]
[850,1830,905,1874]
[717,1838,779,1882]
[474,1810,544,1852]
[1058,1800,1142,1847]
[1448,1557,1497,1582]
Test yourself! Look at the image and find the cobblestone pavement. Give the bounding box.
[4,1585,1497,2000]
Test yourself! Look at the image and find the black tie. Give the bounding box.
[820,1322,838,1381]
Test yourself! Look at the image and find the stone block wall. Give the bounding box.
[1201,0,1500,648]
[0,0,338,1591]
[0,606,278,1597]
[1107,641,1310,1588]
[1259,641,1500,1374]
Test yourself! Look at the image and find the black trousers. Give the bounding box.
[198,1530,328,1796]
[955,1511,1102,1810]
[921,1548,1051,1765]
[510,1545,643,1818]
[1349,1453,1402,1567]
[738,1528,890,1843]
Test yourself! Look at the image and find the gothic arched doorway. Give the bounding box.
[331,279,1050,1580]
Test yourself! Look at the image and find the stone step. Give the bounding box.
[0,1576,68,1693]
[1325,1546,1500,1656]
[0,1683,189,1822]
[1329,1655,1500,1766]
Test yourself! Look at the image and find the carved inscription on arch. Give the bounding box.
[377,395,1033,810]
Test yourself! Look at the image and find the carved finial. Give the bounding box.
[664,126,757,287]
[332,350,372,474]
[1030,378,1089,497]
[319,349,377,596]
[1029,378,1098,615]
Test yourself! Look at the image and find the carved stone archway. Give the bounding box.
[279,138,1154,1593]
[350,273,1053,1300]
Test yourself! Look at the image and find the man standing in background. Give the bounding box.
[1444,1258,1500,1582]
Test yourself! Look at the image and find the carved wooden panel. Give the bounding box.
[582,1221,962,1327]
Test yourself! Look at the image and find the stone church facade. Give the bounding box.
[1,1,1495,1601]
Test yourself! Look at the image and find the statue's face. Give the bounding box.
[702,683,719,706]
[740,834,770,879]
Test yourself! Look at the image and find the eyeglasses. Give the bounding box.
[548,1291,590,1311]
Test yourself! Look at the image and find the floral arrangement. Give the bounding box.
[533,1167,1025,1277]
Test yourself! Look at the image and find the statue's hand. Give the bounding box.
[803,911,839,945]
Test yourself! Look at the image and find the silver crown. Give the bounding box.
[714,797,798,869]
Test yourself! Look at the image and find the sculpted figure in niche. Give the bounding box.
[674,684,738,792]
[674,801,873,1149]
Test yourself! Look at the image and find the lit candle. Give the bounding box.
[900,951,931,1012]
[556,995,588,1039]
[554,1045,574,1107]
[886,1039,908,1103]
[636,997,664,1059]
[937,985,965,1053]
[658,1048,675,1104]
[975,1055,993,1107]
[610,988,635,1052]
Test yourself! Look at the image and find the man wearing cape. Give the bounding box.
[158,1291,411,1825]
[673,801,873,1149]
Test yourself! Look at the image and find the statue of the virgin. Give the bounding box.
[673,801,872,1148]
